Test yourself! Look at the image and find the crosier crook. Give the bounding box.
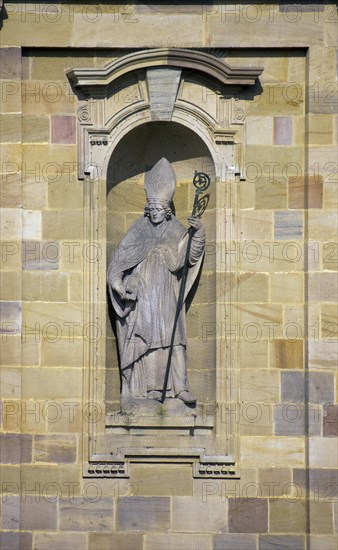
[160,171,210,404]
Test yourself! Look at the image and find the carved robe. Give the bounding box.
[107,215,205,398]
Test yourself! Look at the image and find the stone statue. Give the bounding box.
[107,158,205,405]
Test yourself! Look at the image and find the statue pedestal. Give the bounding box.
[105,397,214,436]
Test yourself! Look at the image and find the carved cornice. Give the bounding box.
[67,48,263,91]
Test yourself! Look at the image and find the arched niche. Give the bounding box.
[105,121,216,413]
[68,48,263,478]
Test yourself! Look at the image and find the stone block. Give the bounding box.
[0,367,21,397]
[0,434,32,463]
[188,369,215,403]
[0,208,22,240]
[281,371,334,403]
[0,48,21,79]
[309,437,338,468]
[309,115,334,145]
[228,498,267,533]
[172,496,227,532]
[323,404,338,437]
[23,301,83,337]
[309,535,338,549]
[2,495,57,530]
[146,533,212,550]
[0,301,22,334]
[274,211,303,240]
[239,340,268,369]
[0,531,32,550]
[258,468,292,497]
[309,501,334,534]
[33,434,77,463]
[294,468,338,499]
[324,181,338,209]
[237,210,273,240]
[255,178,287,210]
[274,116,292,145]
[21,368,82,399]
[20,464,81,493]
[274,404,321,436]
[246,116,273,145]
[214,533,256,549]
[22,240,60,270]
[288,175,323,209]
[42,210,83,240]
[321,304,337,338]
[236,304,283,335]
[0,171,22,208]
[240,370,279,403]
[88,533,143,550]
[34,533,87,550]
[270,273,303,303]
[47,176,83,209]
[241,436,304,467]
[23,272,68,302]
[22,210,42,240]
[307,210,338,241]
[118,496,170,531]
[131,464,192,496]
[245,85,304,116]
[322,242,338,271]
[259,535,305,549]
[270,499,306,533]
[22,114,50,143]
[0,114,22,142]
[41,337,83,367]
[0,271,21,301]
[240,403,273,436]
[60,497,114,531]
[51,115,76,144]
[223,272,269,303]
[309,339,337,369]
[309,272,337,302]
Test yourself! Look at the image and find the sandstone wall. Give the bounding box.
[0,2,337,549]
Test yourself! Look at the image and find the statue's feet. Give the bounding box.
[177,391,196,405]
[147,390,162,400]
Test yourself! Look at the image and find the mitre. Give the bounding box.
[144,158,176,204]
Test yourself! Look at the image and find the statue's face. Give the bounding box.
[148,202,166,224]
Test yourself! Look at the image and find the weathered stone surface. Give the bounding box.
[294,468,338,499]
[274,116,292,145]
[308,211,337,240]
[0,208,22,240]
[270,273,303,303]
[22,240,60,270]
[21,368,82,399]
[323,404,338,437]
[0,271,21,301]
[241,436,304,467]
[214,533,257,549]
[34,533,87,550]
[281,371,334,403]
[33,434,77,463]
[0,301,22,334]
[60,497,114,531]
[255,178,287,210]
[172,496,228,532]
[147,533,212,550]
[88,533,143,550]
[0,531,32,550]
[274,211,303,240]
[51,115,76,144]
[308,273,338,302]
[258,467,292,497]
[309,535,338,549]
[274,404,321,436]
[130,464,192,496]
[309,437,337,468]
[309,501,334,534]
[23,272,68,302]
[118,497,170,531]
[0,48,22,79]
[246,116,273,145]
[228,498,267,533]
[240,370,279,402]
[289,174,324,208]
[0,434,32,463]
[2,495,57,530]
[0,114,22,142]
[259,535,305,549]
[270,499,306,533]
[22,114,50,143]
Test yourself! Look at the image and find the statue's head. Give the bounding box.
[144,200,172,224]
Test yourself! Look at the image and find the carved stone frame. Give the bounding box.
[68,49,263,478]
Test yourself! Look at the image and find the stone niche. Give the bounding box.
[67,48,263,478]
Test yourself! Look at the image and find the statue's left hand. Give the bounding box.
[188,216,203,232]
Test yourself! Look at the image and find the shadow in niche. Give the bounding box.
[106,121,215,193]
